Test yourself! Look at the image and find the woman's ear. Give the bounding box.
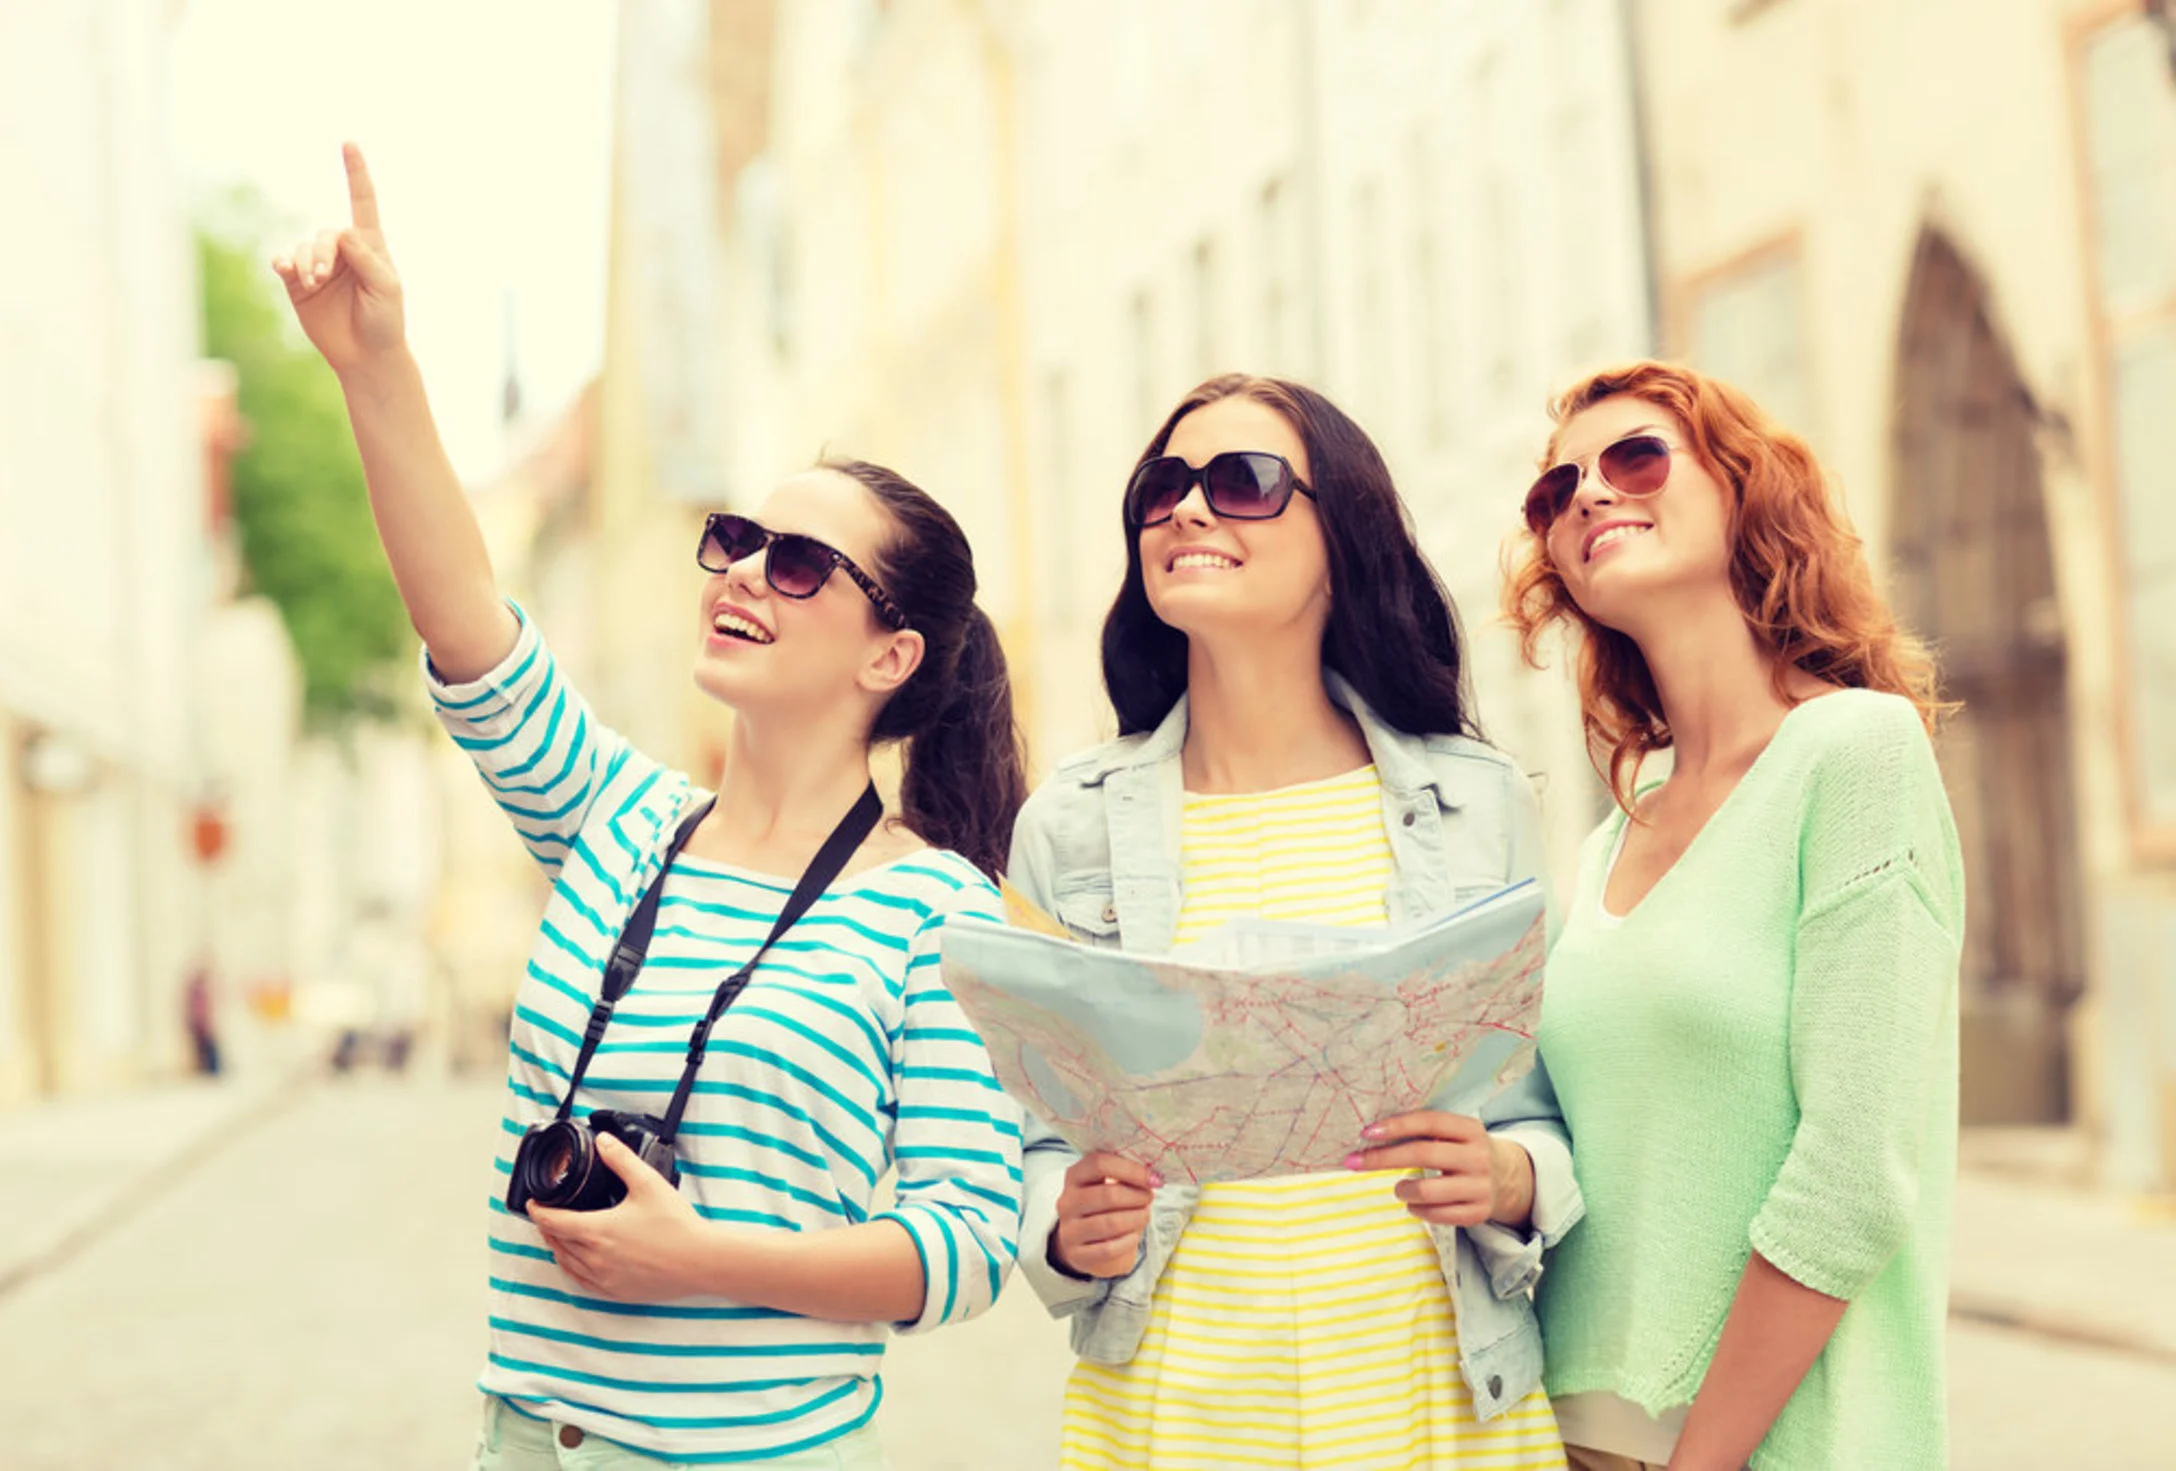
[858,627,926,699]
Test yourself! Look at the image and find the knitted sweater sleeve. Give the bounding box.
[1746,696,1965,1302]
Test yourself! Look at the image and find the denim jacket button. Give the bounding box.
[1486,1374,1503,1400]
[1101,903,1118,924]
[1402,810,1417,827]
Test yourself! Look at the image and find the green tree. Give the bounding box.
[197,193,411,723]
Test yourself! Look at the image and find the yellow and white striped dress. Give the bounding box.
[1060,766,1565,1471]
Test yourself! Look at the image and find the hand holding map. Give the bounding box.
[940,881,1546,1186]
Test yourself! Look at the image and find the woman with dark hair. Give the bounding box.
[1508,362,1964,1471]
[1012,373,1579,1468]
[275,145,1024,1469]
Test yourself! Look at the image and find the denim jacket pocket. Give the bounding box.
[1051,880,1122,945]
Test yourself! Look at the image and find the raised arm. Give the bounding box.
[272,143,516,680]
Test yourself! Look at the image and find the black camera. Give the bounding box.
[505,1108,680,1214]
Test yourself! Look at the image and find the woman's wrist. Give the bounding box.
[685,1219,768,1300]
[334,344,422,404]
[1486,1134,1537,1228]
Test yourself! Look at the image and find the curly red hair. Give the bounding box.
[1503,360,1947,809]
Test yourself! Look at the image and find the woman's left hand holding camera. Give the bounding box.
[527,1134,934,1319]
[527,1133,716,1301]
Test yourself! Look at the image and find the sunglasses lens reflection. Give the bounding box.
[1203,453,1288,518]
[701,515,766,571]
[1525,465,1582,529]
[1598,435,1673,496]
[1128,459,1190,526]
[765,537,833,598]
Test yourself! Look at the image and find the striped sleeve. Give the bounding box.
[424,603,647,877]
[875,876,1025,1334]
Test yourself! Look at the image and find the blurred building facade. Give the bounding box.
[1633,0,2176,1185]
[0,2,460,1107]
[427,382,602,1072]
[588,0,2176,1190]
[676,0,1651,874]
[0,3,217,1103]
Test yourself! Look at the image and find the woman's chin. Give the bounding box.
[692,654,761,708]
[1146,585,1283,639]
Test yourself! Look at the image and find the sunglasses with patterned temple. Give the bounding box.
[1523,430,1681,534]
[696,513,909,630]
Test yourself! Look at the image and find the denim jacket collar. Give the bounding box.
[1085,674,1481,952]
[1067,673,1476,808]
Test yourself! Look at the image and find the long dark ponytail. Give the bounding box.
[824,457,1027,877]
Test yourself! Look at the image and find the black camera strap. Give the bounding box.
[553,795,716,1122]
[655,782,882,1147]
[550,783,884,1132]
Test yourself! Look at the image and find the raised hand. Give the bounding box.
[271,142,403,373]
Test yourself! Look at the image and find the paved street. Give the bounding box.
[1,1077,2170,1468]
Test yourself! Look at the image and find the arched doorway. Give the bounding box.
[1890,230,2087,1125]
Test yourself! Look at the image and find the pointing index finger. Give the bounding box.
[343,142,381,232]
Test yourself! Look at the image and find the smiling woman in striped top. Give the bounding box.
[274,145,1025,1470]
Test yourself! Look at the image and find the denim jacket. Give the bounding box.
[1008,675,1584,1421]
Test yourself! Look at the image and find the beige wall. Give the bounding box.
[1635,0,2176,1182]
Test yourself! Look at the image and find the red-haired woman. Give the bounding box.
[1506,363,1964,1471]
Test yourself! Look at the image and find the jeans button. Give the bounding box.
[558,1424,584,1449]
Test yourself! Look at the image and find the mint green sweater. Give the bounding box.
[1535,690,1964,1471]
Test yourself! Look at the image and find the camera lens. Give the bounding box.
[511,1119,602,1211]
[539,1140,575,1191]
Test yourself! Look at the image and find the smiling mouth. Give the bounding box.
[711,610,775,644]
[1584,524,1651,562]
[1168,552,1240,572]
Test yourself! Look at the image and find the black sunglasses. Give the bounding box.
[1524,431,1679,533]
[1124,451,1317,529]
[696,513,908,630]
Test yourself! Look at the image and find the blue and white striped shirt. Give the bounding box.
[431,608,1023,1463]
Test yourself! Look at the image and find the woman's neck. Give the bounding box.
[1180,636,1369,794]
[699,713,877,864]
[1631,595,1804,783]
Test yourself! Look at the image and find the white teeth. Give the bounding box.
[1587,525,1649,560]
[711,611,774,643]
[1170,552,1239,571]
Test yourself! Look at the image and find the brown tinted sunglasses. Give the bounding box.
[1524,431,1679,533]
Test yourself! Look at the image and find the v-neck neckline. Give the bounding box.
[1593,692,1840,923]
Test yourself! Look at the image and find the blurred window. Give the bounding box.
[1191,237,1219,379]
[1130,288,1158,434]
[1410,134,1450,447]
[1356,177,1389,418]
[2081,15,2176,839]
[1678,241,1816,439]
[1039,370,1076,631]
[1259,177,1293,374]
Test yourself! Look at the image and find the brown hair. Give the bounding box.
[1503,360,1947,809]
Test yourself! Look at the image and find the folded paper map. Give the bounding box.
[940,880,1547,1185]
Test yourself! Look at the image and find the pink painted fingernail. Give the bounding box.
[1342,1153,1364,1170]
[1147,1172,1164,1189]
[1362,1124,1386,1139]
